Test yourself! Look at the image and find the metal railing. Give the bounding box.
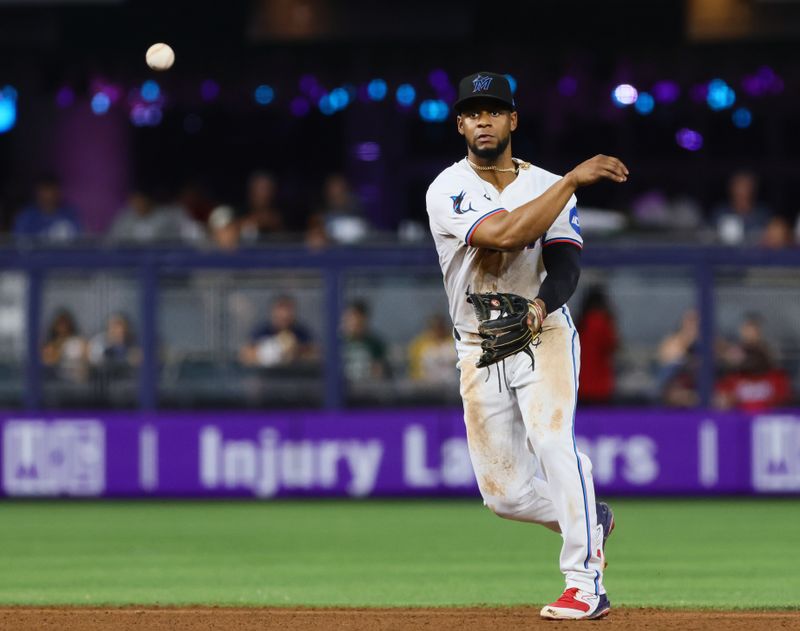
[2,244,800,410]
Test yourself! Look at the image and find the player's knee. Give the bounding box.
[484,495,528,521]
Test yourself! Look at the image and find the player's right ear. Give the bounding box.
[456,114,465,136]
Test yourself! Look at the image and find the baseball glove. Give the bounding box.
[467,292,543,369]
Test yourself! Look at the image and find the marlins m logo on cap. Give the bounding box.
[472,74,493,92]
[454,71,516,112]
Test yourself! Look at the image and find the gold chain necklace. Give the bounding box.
[467,157,530,173]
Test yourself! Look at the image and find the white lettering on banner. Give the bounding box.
[2,420,105,496]
[403,426,437,487]
[403,425,475,488]
[198,426,383,497]
[575,435,659,485]
[139,425,158,491]
[698,421,719,487]
[752,415,800,492]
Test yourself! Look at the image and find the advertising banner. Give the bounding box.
[2,409,798,497]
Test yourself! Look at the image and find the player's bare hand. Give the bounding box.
[567,155,629,187]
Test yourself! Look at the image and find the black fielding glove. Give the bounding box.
[467,292,539,369]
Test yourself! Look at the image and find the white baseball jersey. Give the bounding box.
[426,158,605,597]
[426,158,582,337]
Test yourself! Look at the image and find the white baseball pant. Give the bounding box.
[456,306,605,594]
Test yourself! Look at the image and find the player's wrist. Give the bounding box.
[563,170,579,190]
[528,299,546,331]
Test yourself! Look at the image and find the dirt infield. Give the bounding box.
[2,607,800,631]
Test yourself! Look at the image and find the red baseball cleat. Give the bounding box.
[540,588,611,620]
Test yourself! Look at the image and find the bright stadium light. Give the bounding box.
[318,94,336,115]
[140,80,160,103]
[611,84,638,107]
[91,92,111,115]
[634,92,655,115]
[396,83,416,107]
[254,84,275,105]
[732,107,752,129]
[706,79,736,111]
[676,128,703,151]
[367,79,388,101]
[329,87,350,110]
[419,99,448,122]
[0,86,17,134]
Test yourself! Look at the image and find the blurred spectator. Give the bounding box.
[108,190,203,244]
[759,215,793,249]
[88,313,141,371]
[631,190,703,230]
[306,174,369,245]
[712,171,772,246]
[14,176,82,242]
[178,180,216,225]
[41,308,88,383]
[656,309,699,407]
[239,171,286,242]
[716,313,775,374]
[239,295,316,367]
[342,300,388,381]
[576,286,617,404]
[714,345,791,412]
[208,205,241,251]
[407,313,457,384]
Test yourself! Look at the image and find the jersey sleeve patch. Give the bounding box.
[568,206,581,236]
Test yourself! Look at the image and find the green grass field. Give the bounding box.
[0,499,797,609]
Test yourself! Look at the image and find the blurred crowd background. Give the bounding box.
[1,0,800,411]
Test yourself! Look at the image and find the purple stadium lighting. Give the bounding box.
[299,74,319,95]
[676,128,703,151]
[130,103,163,127]
[101,84,122,104]
[689,83,708,103]
[742,66,784,97]
[55,86,75,109]
[289,96,311,117]
[557,76,578,97]
[428,69,449,89]
[355,141,381,162]
[299,75,325,100]
[652,80,680,104]
[200,80,220,102]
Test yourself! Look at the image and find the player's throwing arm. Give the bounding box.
[468,155,629,251]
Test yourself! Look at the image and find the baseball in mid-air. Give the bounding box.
[145,43,175,71]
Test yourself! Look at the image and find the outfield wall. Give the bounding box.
[1,410,799,497]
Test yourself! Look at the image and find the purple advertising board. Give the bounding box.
[1,409,799,497]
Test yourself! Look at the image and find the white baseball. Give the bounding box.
[145,43,175,71]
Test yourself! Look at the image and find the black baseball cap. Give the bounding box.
[453,71,516,112]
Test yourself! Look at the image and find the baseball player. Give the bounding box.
[425,72,628,620]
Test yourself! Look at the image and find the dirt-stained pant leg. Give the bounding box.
[457,342,560,530]
[510,308,605,595]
